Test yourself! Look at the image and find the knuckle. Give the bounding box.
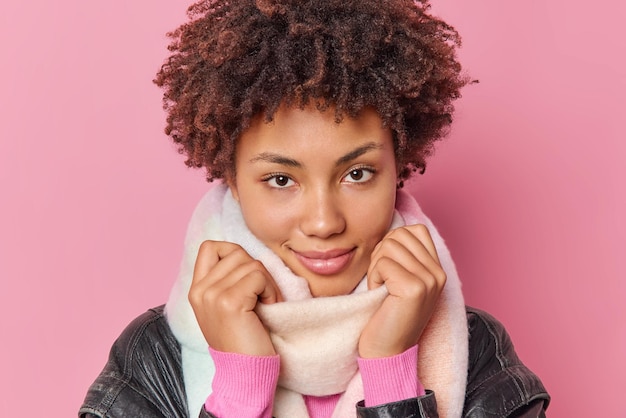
[245,260,268,278]
[405,279,427,300]
[409,223,428,233]
[248,259,265,271]
[375,255,393,269]
[232,246,255,263]
[388,227,409,239]
[232,245,247,255]
[427,264,447,285]
[198,240,216,253]
[409,223,431,239]
[215,292,241,313]
[436,269,447,285]
[188,288,199,305]
[188,285,215,306]
[378,238,399,253]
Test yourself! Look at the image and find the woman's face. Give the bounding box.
[230,104,398,297]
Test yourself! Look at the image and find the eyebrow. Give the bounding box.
[249,153,301,167]
[249,142,383,168]
[335,142,383,165]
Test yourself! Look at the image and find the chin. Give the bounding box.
[308,279,361,298]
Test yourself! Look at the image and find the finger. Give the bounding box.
[213,259,283,303]
[375,225,440,266]
[368,230,441,280]
[191,240,243,285]
[367,255,386,290]
[400,226,446,287]
[368,255,438,298]
[261,277,284,303]
[196,247,284,305]
[200,247,261,289]
[191,241,283,305]
[404,224,440,264]
[236,269,283,306]
[209,270,282,320]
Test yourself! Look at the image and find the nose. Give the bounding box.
[299,188,346,239]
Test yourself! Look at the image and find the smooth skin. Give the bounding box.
[188,103,446,359]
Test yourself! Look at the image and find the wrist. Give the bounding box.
[358,344,425,406]
[205,348,280,417]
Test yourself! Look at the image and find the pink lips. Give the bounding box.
[292,248,355,276]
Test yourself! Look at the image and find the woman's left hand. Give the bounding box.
[358,224,447,358]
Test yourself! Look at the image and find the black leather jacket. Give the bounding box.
[79,305,549,418]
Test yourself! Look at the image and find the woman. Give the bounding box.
[80,0,550,417]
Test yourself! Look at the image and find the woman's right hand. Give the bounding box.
[188,240,283,356]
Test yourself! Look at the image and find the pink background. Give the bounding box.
[1,1,624,417]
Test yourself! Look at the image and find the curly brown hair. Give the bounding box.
[154,0,469,183]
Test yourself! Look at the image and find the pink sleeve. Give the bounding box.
[204,347,280,418]
[357,344,426,407]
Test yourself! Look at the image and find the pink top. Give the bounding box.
[205,345,425,418]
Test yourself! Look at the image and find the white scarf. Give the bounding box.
[165,183,468,417]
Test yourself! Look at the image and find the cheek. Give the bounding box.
[349,188,396,244]
[240,200,293,246]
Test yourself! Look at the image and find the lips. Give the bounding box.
[292,248,355,276]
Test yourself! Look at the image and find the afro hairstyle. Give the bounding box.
[154,0,469,183]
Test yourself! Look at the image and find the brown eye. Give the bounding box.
[343,168,374,183]
[349,169,363,181]
[266,174,294,188]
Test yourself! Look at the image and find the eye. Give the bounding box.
[265,174,295,188]
[343,167,374,183]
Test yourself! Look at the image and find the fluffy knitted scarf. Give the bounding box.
[165,184,468,418]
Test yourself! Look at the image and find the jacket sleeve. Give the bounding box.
[78,306,190,418]
[356,391,438,418]
[463,307,550,418]
[354,308,550,418]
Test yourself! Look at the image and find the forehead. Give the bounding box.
[237,104,392,158]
